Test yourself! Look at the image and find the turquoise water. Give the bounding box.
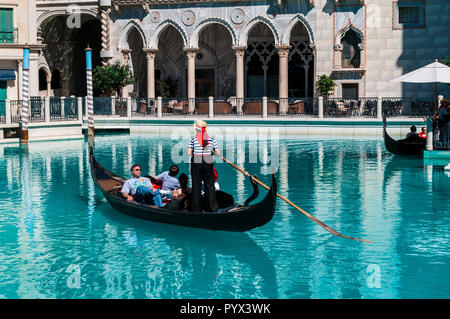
[0,132,449,299]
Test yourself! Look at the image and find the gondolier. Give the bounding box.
[187,120,220,212]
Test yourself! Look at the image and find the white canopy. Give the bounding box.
[391,60,450,83]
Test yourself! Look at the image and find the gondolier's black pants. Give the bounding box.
[191,155,217,212]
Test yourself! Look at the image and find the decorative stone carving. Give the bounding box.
[267,5,278,19]
[142,4,150,14]
[144,48,157,59]
[335,0,365,4]
[100,7,112,64]
[122,49,132,62]
[181,10,195,26]
[150,11,160,23]
[232,46,247,58]
[231,8,245,25]
[184,47,198,58]
[276,45,291,58]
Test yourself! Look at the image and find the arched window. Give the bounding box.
[39,69,47,91]
[51,69,61,89]
[341,29,361,68]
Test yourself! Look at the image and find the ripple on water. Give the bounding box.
[0,135,448,298]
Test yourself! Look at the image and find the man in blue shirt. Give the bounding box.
[156,165,180,190]
[121,164,163,207]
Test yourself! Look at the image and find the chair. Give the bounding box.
[288,100,305,114]
[243,101,262,114]
[214,101,232,114]
[196,101,209,114]
[173,100,188,114]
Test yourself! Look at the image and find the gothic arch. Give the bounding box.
[190,18,237,48]
[239,16,280,46]
[335,19,364,46]
[148,19,188,49]
[282,14,315,45]
[118,20,148,50]
[37,8,98,27]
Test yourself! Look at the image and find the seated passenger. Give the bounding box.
[121,164,163,207]
[166,173,192,211]
[156,165,180,199]
[406,125,419,139]
[419,127,427,139]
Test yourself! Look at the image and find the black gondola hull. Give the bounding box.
[383,115,426,156]
[90,150,277,232]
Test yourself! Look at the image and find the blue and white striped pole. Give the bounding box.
[86,45,94,137]
[21,45,30,143]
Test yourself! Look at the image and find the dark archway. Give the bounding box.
[155,25,185,97]
[246,23,277,98]
[127,27,146,98]
[41,15,101,97]
[288,22,314,98]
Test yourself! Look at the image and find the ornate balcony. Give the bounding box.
[0,28,18,44]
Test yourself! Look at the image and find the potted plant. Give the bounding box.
[315,74,336,97]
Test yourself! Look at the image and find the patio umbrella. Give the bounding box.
[391,59,450,111]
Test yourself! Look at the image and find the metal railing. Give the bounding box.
[30,97,45,122]
[2,96,439,125]
[10,100,21,123]
[0,28,18,44]
[433,119,450,150]
[382,97,434,117]
[0,100,5,123]
[50,97,62,120]
[64,97,79,120]
[323,98,378,118]
[93,97,112,115]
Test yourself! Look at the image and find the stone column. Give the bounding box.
[277,45,290,114]
[233,46,246,113]
[334,44,343,69]
[144,49,157,99]
[121,49,132,98]
[46,78,51,96]
[184,47,198,113]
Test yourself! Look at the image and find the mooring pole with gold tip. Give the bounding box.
[86,45,95,139]
[20,44,30,144]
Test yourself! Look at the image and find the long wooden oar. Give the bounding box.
[216,154,372,243]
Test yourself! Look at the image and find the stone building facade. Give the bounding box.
[1,0,449,103]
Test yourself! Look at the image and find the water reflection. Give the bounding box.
[0,135,448,298]
[99,209,278,298]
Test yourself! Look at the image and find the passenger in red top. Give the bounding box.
[419,127,427,139]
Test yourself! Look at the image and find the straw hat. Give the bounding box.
[193,120,207,130]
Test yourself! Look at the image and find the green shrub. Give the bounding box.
[315,74,336,97]
[93,61,134,97]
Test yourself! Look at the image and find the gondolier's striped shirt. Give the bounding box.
[189,136,218,156]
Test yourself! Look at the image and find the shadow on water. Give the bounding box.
[97,204,279,298]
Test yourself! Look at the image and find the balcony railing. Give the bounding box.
[433,119,450,150]
[1,96,438,126]
[0,28,18,44]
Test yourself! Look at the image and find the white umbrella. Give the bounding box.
[391,59,450,110]
[391,60,450,84]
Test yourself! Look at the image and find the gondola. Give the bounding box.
[89,147,277,232]
[383,114,425,156]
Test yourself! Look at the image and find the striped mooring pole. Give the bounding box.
[86,45,94,137]
[21,45,30,143]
